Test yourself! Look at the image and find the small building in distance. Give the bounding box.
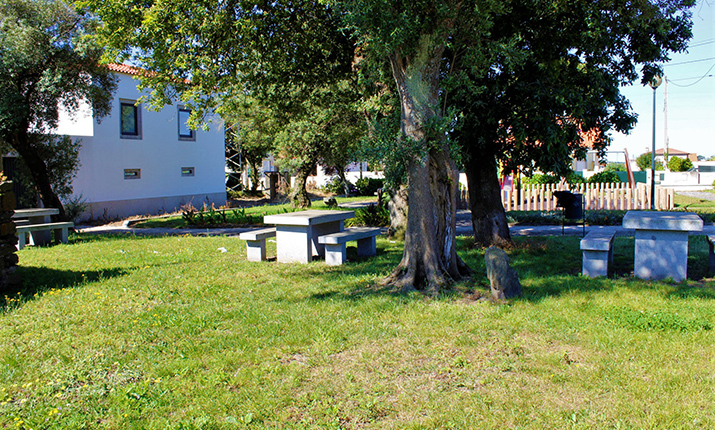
[655,147,699,163]
[55,63,226,221]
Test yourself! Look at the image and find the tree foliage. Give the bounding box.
[636,152,665,171]
[0,0,116,218]
[448,0,693,246]
[87,0,366,208]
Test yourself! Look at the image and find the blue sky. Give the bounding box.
[608,0,715,162]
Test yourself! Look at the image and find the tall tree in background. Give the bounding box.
[223,97,276,194]
[0,0,115,219]
[447,0,693,247]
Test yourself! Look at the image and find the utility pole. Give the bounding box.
[664,75,669,169]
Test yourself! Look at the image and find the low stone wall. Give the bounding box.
[0,182,19,290]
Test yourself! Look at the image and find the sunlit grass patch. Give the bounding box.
[1,233,714,428]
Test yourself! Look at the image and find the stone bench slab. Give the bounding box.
[17,221,74,250]
[318,227,381,265]
[318,227,381,245]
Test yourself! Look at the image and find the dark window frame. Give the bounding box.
[178,107,195,141]
[120,100,142,140]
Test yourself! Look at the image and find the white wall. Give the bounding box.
[59,73,226,220]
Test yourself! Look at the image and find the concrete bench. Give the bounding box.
[580,231,615,278]
[707,235,715,273]
[16,221,74,250]
[239,227,276,261]
[318,227,381,265]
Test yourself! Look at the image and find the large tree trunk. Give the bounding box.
[382,45,469,294]
[387,184,407,239]
[248,159,261,193]
[290,160,314,209]
[336,168,351,196]
[464,152,512,247]
[10,131,67,220]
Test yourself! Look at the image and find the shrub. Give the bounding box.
[346,204,390,227]
[63,194,88,223]
[667,157,693,172]
[636,152,664,171]
[355,178,384,196]
[588,171,621,183]
[604,162,626,172]
[522,172,584,185]
[322,176,354,195]
[522,174,559,185]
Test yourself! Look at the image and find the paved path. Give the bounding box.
[77,209,715,238]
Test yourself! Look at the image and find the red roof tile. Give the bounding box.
[106,63,144,76]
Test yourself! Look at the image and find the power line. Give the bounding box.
[687,38,715,48]
[665,56,715,67]
[668,63,715,87]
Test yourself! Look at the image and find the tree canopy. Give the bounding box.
[86,0,367,208]
[0,0,116,218]
[447,0,694,246]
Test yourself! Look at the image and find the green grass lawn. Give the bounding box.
[1,233,714,429]
[674,192,715,214]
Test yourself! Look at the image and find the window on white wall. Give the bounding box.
[120,100,142,139]
[124,169,141,180]
[178,107,195,141]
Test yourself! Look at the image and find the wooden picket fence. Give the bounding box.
[500,183,674,211]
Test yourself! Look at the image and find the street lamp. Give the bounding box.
[647,73,663,210]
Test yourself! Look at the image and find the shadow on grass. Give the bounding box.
[298,234,715,304]
[1,266,132,310]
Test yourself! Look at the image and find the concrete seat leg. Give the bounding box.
[17,233,26,250]
[246,240,267,262]
[582,250,609,278]
[56,227,69,245]
[356,237,377,257]
[324,244,346,265]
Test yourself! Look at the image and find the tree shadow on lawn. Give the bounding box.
[299,235,715,304]
[1,266,132,309]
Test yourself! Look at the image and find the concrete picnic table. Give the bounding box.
[263,209,355,263]
[12,208,60,246]
[622,211,703,282]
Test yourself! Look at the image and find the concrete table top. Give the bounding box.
[263,210,354,226]
[622,211,703,232]
[12,208,60,219]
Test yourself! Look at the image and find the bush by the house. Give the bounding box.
[322,176,354,195]
[355,178,384,196]
[346,204,390,227]
[636,152,664,171]
[667,157,693,172]
[522,172,584,185]
[588,171,621,183]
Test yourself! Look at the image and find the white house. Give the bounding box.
[55,63,226,220]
